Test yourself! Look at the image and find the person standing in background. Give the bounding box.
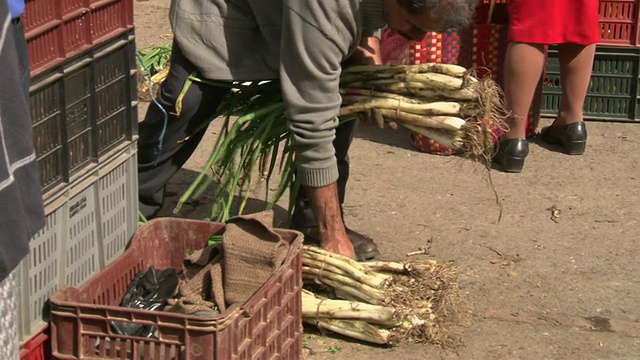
[493,0,599,172]
[0,0,46,358]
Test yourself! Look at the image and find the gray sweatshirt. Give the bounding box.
[170,0,385,187]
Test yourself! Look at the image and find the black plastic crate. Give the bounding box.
[64,61,94,173]
[541,45,640,122]
[97,33,137,156]
[29,31,137,198]
[30,74,64,191]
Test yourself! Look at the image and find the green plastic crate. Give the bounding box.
[541,45,640,122]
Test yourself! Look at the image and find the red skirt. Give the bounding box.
[508,0,601,45]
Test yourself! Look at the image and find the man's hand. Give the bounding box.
[344,34,388,129]
[349,34,382,66]
[304,183,356,259]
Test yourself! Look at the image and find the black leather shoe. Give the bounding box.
[493,138,529,173]
[540,121,587,155]
[290,224,380,261]
[345,227,380,261]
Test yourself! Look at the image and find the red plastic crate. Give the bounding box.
[478,0,640,46]
[599,0,640,46]
[19,326,49,360]
[49,218,303,360]
[22,0,134,77]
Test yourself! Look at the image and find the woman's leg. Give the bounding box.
[556,43,596,125]
[538,43,594,154]
[502,42,546,140]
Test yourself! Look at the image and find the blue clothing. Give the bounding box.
[6,0,24,19]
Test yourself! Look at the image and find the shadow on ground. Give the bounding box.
[353,124,417,151]
[156,168,290,226]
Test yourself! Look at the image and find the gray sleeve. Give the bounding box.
[279,2,355,187]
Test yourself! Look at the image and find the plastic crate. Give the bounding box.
[599,0,640,46]
[478,0,640,46]
[30,31,138,197]
[94,35,138,156]
[19,326,49,360]
[16,142,138,344]
[541,45,640,122]
[22,0,134,77]
[49,218,303,360]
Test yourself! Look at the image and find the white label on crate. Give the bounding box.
[69,196,87,218]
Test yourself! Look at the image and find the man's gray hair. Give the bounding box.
[398,0,477,29]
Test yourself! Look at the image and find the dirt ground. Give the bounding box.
[134,2,640,359]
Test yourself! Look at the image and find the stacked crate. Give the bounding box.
[541,0,640,122]
[17,0,138,358]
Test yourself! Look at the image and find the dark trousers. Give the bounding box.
[290,116,358,228]
[138,44,359,225]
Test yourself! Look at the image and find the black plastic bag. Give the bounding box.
[110,266,179,338]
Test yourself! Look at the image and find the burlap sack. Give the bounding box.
[165,243,227,315]
[165,296,218,316]
[223,210,289,305]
